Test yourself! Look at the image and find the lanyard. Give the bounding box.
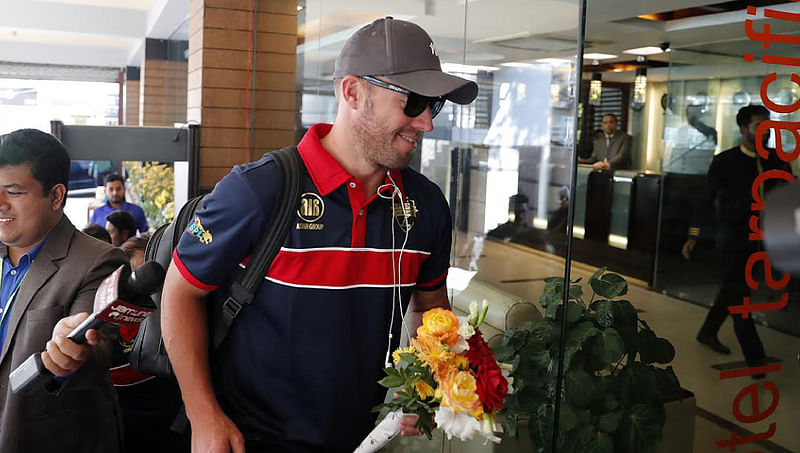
[0,266,29,328]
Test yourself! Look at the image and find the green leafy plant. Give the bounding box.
[494,268,683,453]
[124,162,175,228]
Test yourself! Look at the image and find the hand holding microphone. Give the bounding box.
[10,261,165,395]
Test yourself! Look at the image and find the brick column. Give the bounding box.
[188,0,297,189]
[123,66,140,126]
[141,38,189,127]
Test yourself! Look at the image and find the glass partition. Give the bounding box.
[296,1,584,451]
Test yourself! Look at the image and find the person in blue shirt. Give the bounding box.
[91,173,148,234]
[0,128,128,452]
[161,17,478,453]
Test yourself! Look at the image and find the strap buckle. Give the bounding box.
[221,297,243,323]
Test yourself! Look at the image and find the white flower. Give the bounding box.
[452,317,475,354]
[434,406,484,442]
[498,362,515,394]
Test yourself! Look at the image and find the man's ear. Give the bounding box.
[340,75,364,111]
[49,183,66,209]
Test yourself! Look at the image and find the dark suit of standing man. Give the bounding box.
[0,129,128,452]
[580,113,632,171]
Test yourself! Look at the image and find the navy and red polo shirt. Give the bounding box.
[174,123,452,451]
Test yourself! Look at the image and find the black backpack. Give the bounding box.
[130,146,304,377]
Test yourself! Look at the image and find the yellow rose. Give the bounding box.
[417,308,460,348]
[439,370,483,419]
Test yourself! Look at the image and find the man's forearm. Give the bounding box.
[161,265,220,420]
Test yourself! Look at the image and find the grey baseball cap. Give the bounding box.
[333,17,478,105]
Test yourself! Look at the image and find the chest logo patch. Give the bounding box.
[186,217,213,244]
[297,192,325,230]
[393,197,419,232]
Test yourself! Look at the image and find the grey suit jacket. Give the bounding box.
[590,130,633,170]
[0,215,128,453]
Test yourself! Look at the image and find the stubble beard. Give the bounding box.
[353,96,415,170]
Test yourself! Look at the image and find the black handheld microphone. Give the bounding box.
[9,262,165,395]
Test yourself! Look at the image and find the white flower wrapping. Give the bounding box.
[352,410,403,453]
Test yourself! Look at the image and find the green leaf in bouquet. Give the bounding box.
[398,353,418,364]
[378,374,405,389]
[517,386,541,413]
[590,273,628,299]
[593,328,625,366]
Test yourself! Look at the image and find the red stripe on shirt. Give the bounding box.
[266,248,429,288]
[111,364,155,387]
[416,268,448,289]
[173,249,220,291]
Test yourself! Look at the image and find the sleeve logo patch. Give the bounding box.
[186,216,213,244]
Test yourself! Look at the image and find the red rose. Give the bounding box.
[475,363,508,412]
[466,330,494,367]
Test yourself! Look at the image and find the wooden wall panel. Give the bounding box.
[190,1,297,189]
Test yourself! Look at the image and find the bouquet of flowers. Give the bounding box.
[354,301,512,452]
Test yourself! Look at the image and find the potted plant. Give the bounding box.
[494,268,686,453]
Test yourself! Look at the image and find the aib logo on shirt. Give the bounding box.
[186,217,213,244]
[297,192,325,231]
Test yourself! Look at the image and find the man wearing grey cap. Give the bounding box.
[161,17,478,453]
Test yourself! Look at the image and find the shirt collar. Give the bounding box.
[3,233,50,268]
[739,144,757,158]
[298,123,404,197]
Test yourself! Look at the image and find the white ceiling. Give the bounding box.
[0,0,188,68]
[0,0,796,81]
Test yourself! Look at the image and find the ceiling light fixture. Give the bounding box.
[623,46,664,56]
[589,72,602,106]
[583,52,617,60]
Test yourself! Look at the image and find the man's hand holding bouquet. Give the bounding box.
[354,301,512,452]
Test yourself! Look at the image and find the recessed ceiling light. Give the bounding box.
[583,53,617,60]
[500,62,534,68]
[623,46,664,56]
[535,57,573,65]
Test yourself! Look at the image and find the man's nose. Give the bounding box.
[411,107,434,133]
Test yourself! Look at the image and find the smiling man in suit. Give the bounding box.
[0,129,128,453]
[579,113,632,171]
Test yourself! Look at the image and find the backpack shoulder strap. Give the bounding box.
[212,146,303,350]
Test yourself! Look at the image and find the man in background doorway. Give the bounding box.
[90,173,148,234]
[579,113,632,171]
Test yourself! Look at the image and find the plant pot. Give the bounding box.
[655,389,696,453]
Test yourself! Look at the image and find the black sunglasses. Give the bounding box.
[360,76,446,119]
